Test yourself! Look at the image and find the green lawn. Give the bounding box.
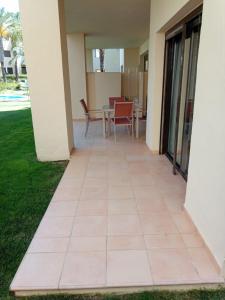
[0,109,225,300]
[0,109,67,299]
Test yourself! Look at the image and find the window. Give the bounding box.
[21,65,27,74]
[7,67,13,74]
[4,50,11,57]
[95,49,100,58]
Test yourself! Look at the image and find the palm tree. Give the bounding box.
[0,8,13,81]
[9,13,24,82]
[99,49,105,72]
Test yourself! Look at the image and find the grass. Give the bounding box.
[0,108,225,300]
[0,109,67,299]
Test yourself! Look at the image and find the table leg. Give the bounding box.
[108,112,111,136]
[136,111,139,139]
[102,111,106,138]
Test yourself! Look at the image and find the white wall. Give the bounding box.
[19,0,73,161]
[185,0,225,269]
[67,33,87,119]
[146,0,202,153]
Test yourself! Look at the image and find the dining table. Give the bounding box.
[102,103,143,139]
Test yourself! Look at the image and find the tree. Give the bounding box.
[0,8,13,82]
[9,13,24,82]
[99,49,105,72]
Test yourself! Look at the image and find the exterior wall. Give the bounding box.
[67,33,87,120]
[146,0,202,153]
[3,39,25,75]
[87,72,121,115]
[124,48,139,72]
[19,0,73,161]
[185,0,225,269]
[86,49,93,72]
[139,39,149,56]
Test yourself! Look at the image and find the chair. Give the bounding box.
[80,99,102,137]
[112,102,134,140]
[109,96,125,106]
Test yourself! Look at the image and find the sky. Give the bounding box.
[0,0,19,12]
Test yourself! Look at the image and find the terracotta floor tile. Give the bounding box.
[60,252,106,288]
[108,186,134,199]
[163,197,184,213]
[53,187,81,202]
[28,237,69,253]
[45,201,78,217]
[136,198,167,213]
[181,233,204,248]
[58,177,84,189]
[108,215,142,235]
[10,253,65,289]
[68,237,106,252]
[144,234,185,249]
[83,177,108,187]
[77,200,107,216]
[108,199,138,215]
[134,186,163,200]
[108,236,145,250]
[12,121,223,293]
[130,174,155,186]
[188,248,222,281]
[107,250,152,286]
[140,213,178,234]
[36,216,74,238]
[148,248,199,284]
[72,216,107,236]
[80,187,108,201]
[171,212,196,233]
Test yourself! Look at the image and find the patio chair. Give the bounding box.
[109,96,125,106]
[80,99,102,137]
[112,101,134,140]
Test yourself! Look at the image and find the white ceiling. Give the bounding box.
[64,0,150,49]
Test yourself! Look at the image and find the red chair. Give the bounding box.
[112,102,134,140]
[109,96,125,106]
[80,99,102,137]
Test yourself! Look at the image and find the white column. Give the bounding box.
[185,0,225,269]
[19,0,73,161]
[67,33,88,119]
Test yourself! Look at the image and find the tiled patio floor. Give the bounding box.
[11,121,223,296]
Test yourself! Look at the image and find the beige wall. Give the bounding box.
[87,72,121,116]
[67,33,87,120]
[139,39,149,56]
[124,48,139,71]
[86,49,93,72]
[185,0,225,269]
[146,0,202,153]
[19,0,73,161]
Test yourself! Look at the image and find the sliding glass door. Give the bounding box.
[161,10,202,180]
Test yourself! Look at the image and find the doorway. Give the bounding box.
[160,9,202,180]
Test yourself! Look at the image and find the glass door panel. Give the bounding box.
[161,12,202,180]
[180,26,201,176]
[176,38,191,166]
[167,35,183,158]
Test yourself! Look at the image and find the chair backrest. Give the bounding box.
[114,102,133,118]
[80,99,88,114]
[109,96,125,106]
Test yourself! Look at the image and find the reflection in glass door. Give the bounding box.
[161,12,202,180]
